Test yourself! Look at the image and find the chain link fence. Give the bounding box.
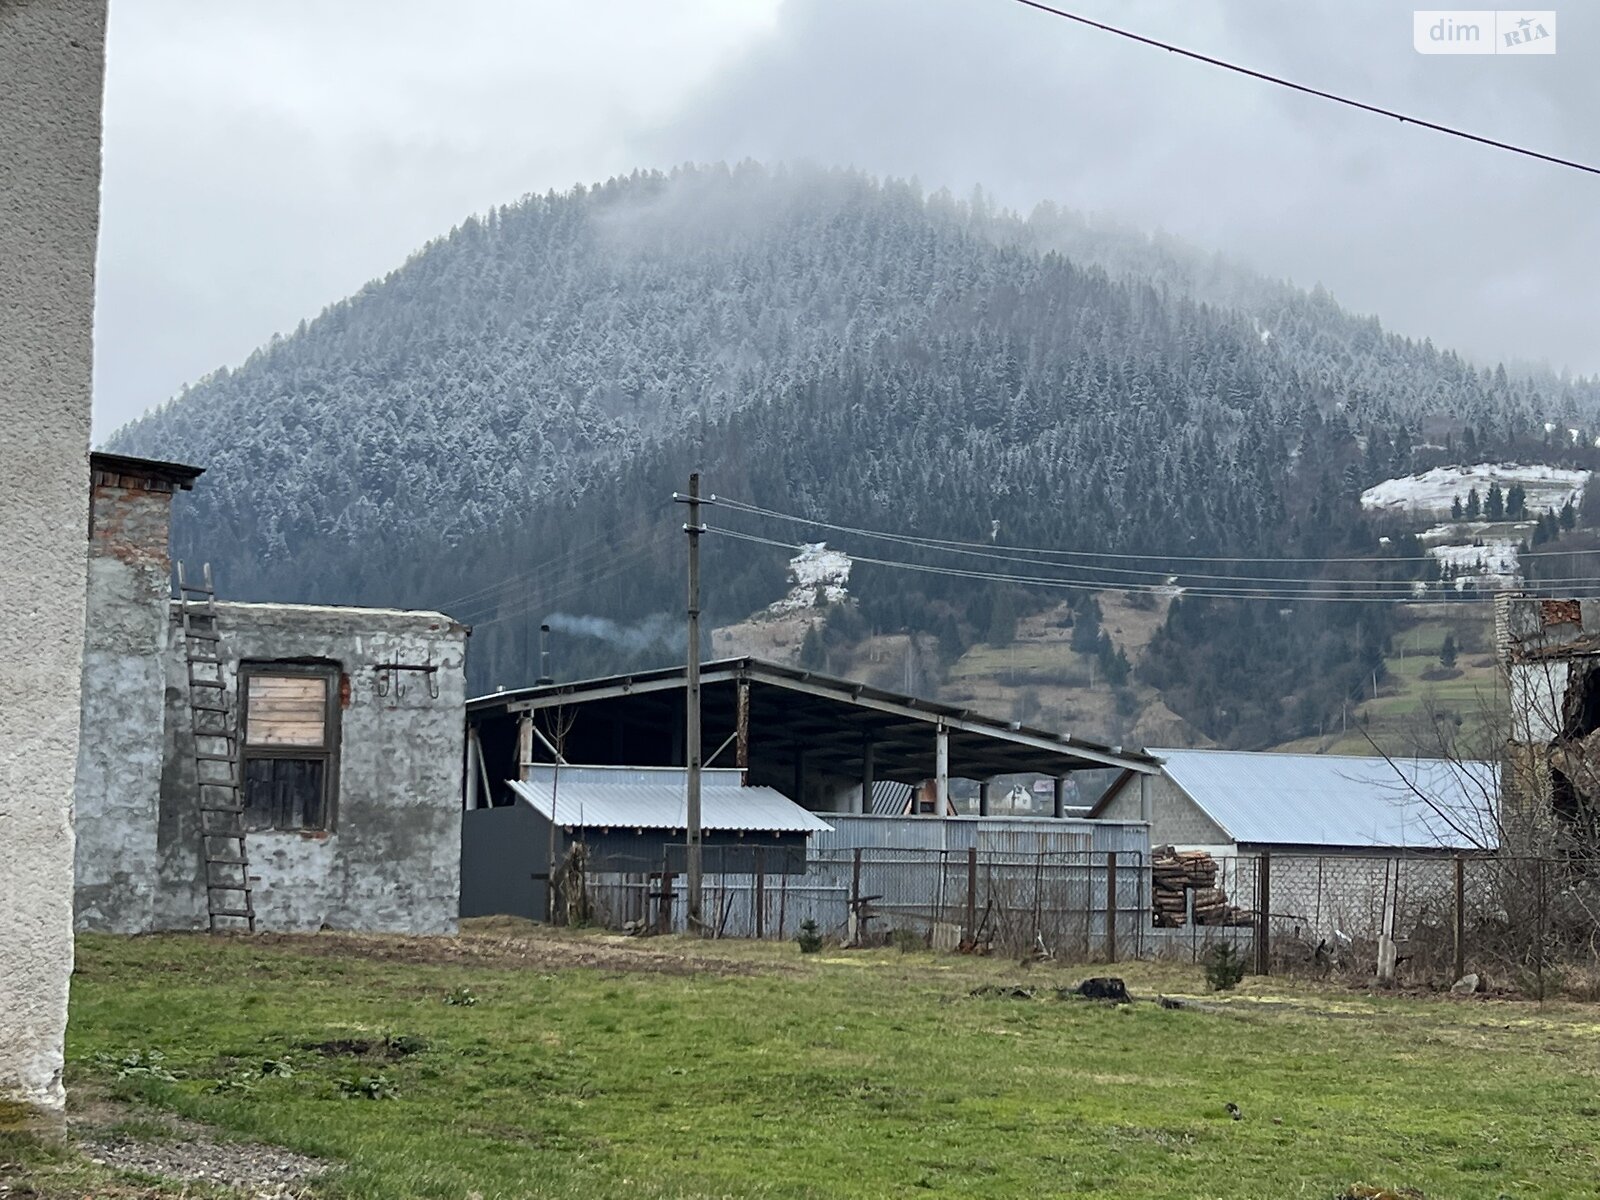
[575,845,1147,960]
[1255,851,1600,996]
[555,842,1600,995]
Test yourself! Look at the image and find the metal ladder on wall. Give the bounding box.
[176,561,256,933]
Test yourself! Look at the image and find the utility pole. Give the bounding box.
[675,473,706,933]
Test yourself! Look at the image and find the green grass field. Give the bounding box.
[1274,613,1505,757]
[13,925,1600,1199]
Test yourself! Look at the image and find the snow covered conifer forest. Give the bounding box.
[109,164,1600,747]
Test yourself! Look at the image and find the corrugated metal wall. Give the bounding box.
[813,814,1148,856]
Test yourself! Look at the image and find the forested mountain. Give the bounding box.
[109,163,1600,749]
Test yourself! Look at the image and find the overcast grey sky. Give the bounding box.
[95,0,1600,434]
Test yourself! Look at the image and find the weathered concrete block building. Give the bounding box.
[74,454,469,935]
[1496,595,1600,847]
[0,0,108,1115]
[154,602,468,933]
[75,456,205,932]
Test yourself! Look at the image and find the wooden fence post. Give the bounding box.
[966,846,978,941]
[755,847,766,941]
[1453,855,1465,982]
[658,857,675,935]
[1105,852,1118,964]
[1254,852,1271,975]
[850,848,863,946]
[1536,857,1547,1003]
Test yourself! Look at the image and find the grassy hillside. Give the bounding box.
[1273,610,1502,757]
[716,592,1208,750]
[718,590,1511,760]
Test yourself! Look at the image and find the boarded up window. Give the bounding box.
[245,675,327,747]
[244,758,327,830]
[241,664,338,831]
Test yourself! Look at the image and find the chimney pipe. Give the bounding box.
[536,623,553,685]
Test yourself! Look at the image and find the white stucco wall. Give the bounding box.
[1098,773,1230,846]
[0,0,108,1112]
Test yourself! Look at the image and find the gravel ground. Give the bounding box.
[75,1129,324,1198]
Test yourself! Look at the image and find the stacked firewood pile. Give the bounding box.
[1151,847,1252,928]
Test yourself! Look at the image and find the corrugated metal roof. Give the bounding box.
[508,766,833,834]
[870,780,914,815]
[1149,749,1499,850]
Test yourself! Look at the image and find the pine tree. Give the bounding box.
[1486,482,1504,520]
[1439,632,1457,669]
[1507,482,1527,518]
[1561,499,1578,531]
[799,623,826,670]
[1101,642,1131,686]
[936,614,965,665]
[1466,488,1481,519]
[1070,597,1103,655]
[1451,495,1463,521]
[987,589,1018,647]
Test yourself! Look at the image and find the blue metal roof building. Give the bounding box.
[1092,748,1500,852]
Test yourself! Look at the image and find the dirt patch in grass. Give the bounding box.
[74,1126,323,1198]
[253,922,764,977]
[0,1096,325,1200]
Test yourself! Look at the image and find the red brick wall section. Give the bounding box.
[1541,599,1582,629]
[89,473,175,568]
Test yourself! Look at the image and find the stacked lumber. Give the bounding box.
[1191,886,1251,927]
[1151,846,1192,928]
[1151,847,1251,928]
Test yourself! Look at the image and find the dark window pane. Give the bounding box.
[243,758,326,830]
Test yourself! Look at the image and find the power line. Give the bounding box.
[704,524,1596,605]
[714,495,1596,567]
[1006,0,1600,178]
[718,503,1543,588]
[440,536,646,615]
[442,531,656,620]
[467,542,660,630]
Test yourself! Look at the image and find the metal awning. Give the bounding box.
[509,765,834,833]
[470,657,1159,783]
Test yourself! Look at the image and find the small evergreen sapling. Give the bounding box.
[1205,943,1246,991]
[795,919,824,954]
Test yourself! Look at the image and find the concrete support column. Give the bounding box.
[1053,777,1066,819]
[1139,773,1154,823]
[517,716,533,782]
[859,738,874,815]
[978,780,991,817]
[934,723,949,817]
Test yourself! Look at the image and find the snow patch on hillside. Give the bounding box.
[1361,464,1588,516]
[1426,538,1522,589]
[769,543,851,614]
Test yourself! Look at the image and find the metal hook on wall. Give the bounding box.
[372,658,440,701]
